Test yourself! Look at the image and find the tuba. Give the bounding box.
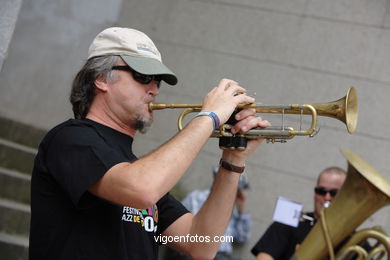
[291,148,390,260]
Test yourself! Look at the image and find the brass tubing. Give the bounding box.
[149,87,358,143]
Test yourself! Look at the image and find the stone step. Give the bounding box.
[0,198,30,237]
[0,232,28,260]
[0,167,31,204]
[0,117,42,259]
[0,137,37,175]
[0,116,46,148]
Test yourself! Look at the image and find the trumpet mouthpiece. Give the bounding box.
[149,102,167,111]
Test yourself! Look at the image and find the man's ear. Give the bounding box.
[94,75,109,92]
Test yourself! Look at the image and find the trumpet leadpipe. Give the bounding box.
[149,103,202,111]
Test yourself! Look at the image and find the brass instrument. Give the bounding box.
[149,87,358,143]
[291,148,390,260]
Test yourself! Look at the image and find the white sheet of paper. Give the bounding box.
[272,196,303,227]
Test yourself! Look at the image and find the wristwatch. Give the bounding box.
[219,159,245,174]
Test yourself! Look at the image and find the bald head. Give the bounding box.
[316,167,346,185]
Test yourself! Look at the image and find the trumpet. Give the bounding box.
[149,87,358,145]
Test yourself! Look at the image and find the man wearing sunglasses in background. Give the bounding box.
[28,27,270,260]
[251,167,346,260]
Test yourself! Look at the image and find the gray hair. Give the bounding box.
[70,55,119,119]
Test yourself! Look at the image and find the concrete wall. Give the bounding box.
[0,0,23,71]
[1,0,389,259]
[0,0,122,128]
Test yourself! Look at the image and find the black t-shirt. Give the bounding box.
[251,213,315,260]
[29,119,188,260]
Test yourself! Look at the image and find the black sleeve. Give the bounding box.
[251,222,295,259]
[45,124,128,207]
[156,193,189,235]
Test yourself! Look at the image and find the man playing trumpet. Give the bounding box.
[28,27,270,260]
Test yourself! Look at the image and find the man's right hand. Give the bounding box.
[201,78,255,125]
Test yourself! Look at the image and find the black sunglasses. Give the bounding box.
[111,65,161,87]
[314,187,338,197]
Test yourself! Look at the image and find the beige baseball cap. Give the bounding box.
[88,27,178,85]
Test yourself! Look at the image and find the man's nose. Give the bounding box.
[324,192,332,201]
[148,82,159,96]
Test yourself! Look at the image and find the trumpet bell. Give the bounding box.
[344,87,358,134]
[312,87,358,134]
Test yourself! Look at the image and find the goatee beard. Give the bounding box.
[134,115,152,134]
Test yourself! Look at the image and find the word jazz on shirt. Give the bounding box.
[122,205,158,233]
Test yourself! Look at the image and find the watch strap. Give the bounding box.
[219,159,245,174]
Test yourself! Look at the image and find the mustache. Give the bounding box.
[144,96,155,103]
